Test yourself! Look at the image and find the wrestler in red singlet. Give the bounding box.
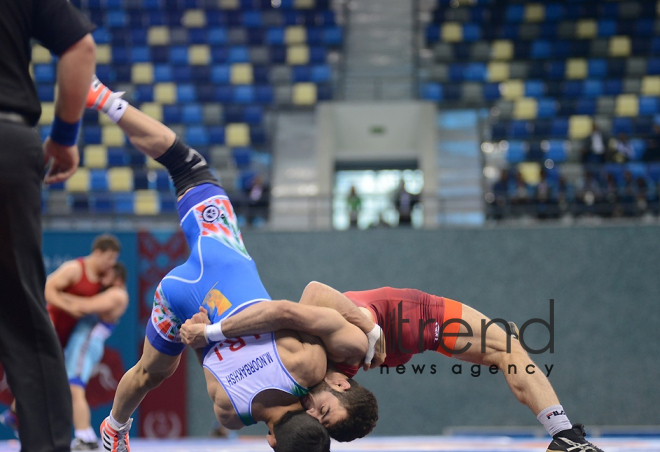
[334,287,463,376]
[47,258,103,346]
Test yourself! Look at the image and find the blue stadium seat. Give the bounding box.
[107,148,127,167]
[583,80,603,98]
[604,80,623,96]
[545,61,565,80]
[113,193,134,214]
[505,4,524,23]
[612,117,634,135]
[177,84,197,102]
[208,27,228,45]
[629,141,647,161]
[311,65,331,83]
[421,83,443,101]
[211,65,231,84]
[484,83,501,100]
[133,170,149,190]
[588,59,607,78]
[91,194,114,214]
[525,80,545,98]
[597,19,617,37]
[71,194,90,213]
[233,86,255,103]
[154,170,172,192]
[228,46,250,63]
[640,97,659,116]
[506,141,526,163]
[323,26,343,45]
[154,64,173,82]
[34,64,55,83]
[243,106,264,124]
[537,99,558,118]
[546,140,567,163]
[232,147,252,169]
[83,127,102,145]
[550,118,568,138]
[575,98,596,115]
[463,24,481,42]
[37,85,54,102]
[509,120,531,139]
[184,125,210,146]
[92,28,112,44]
[648,58,660,75]
[134,84,154,102]
[169,46,189,65]
[255,86,274,104]
[648,163,660,183]
[131,46,151,62]
[163,105,182,123]
[160,194,178,213]
[90,170,108,192]
[464,63,486,81]
[208,126,226,144]
[530,41,552,60]
[182,104,203,124]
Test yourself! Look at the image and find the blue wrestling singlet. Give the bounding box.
[146,184,271,356]
[65,316,115,387]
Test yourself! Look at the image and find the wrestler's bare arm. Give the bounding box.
[181,301,368,362]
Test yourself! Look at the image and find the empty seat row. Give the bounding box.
[431,1,658,25]
[87,25,342,47]
[421,77,660,102]
[493,96,660,120]
[424,58,660,82]
[77,0,331,12]
[86,8,336,29]
[490,116,660,141]
[427,33,660,58]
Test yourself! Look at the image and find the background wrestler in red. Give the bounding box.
[46,234,121,346]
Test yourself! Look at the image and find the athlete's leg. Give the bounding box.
[110,338,180,423]
[440,302,604,451]
[445,303,559,414]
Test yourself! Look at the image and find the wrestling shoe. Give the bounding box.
[87,76,124,113]
[100,417,132,452]
[547,424,605,452]
[0,409,18,438]
[72,437,100,451]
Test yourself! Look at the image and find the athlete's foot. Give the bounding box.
[547,424,605,452]
[100,416,132,452]
[0,408,19,438]
[72,437,100,451]
[87,76,125,113]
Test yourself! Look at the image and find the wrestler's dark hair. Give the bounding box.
[327,378,378,442]
[112,263,127,283]
[272,410,330,452]
[92,234,121,253]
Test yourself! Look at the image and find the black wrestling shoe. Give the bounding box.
[72,438,100,451]
[547,424,605,452]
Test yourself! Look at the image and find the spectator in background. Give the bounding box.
[534,168,555,219]
[395,180,419,227]
[604,173,621,217]
[246,174,269,227]
[556,176,574,215]
[635,177,650,216]
[510,171,531,208]
[581,123,607,165]
[611,133,634,163]
[576,171,602,215]
[620,171,637,216]
[346,185,361,228]
[492,169,511,219]
[643,124,660,162]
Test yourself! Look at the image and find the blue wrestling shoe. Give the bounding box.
[0,408,18,438]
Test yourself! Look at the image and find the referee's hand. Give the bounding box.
[43,138,80,184]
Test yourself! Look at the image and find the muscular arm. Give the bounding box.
[60,288,128,322]
[183,301,368,361]
[299,282,376,334]
[44,260,82,313]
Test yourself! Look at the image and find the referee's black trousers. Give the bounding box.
[0,121,73,452]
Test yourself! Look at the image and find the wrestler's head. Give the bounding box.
[90,234,121,273]
[100,262,127,288]
[266,409,330,452]
[301,373,378,442]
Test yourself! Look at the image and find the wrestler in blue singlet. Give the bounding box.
[146,184,271,356]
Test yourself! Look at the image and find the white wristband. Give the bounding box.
[364,324,382,365]
[205,322,226,343]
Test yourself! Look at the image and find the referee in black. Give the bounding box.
[0,0,96,451]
